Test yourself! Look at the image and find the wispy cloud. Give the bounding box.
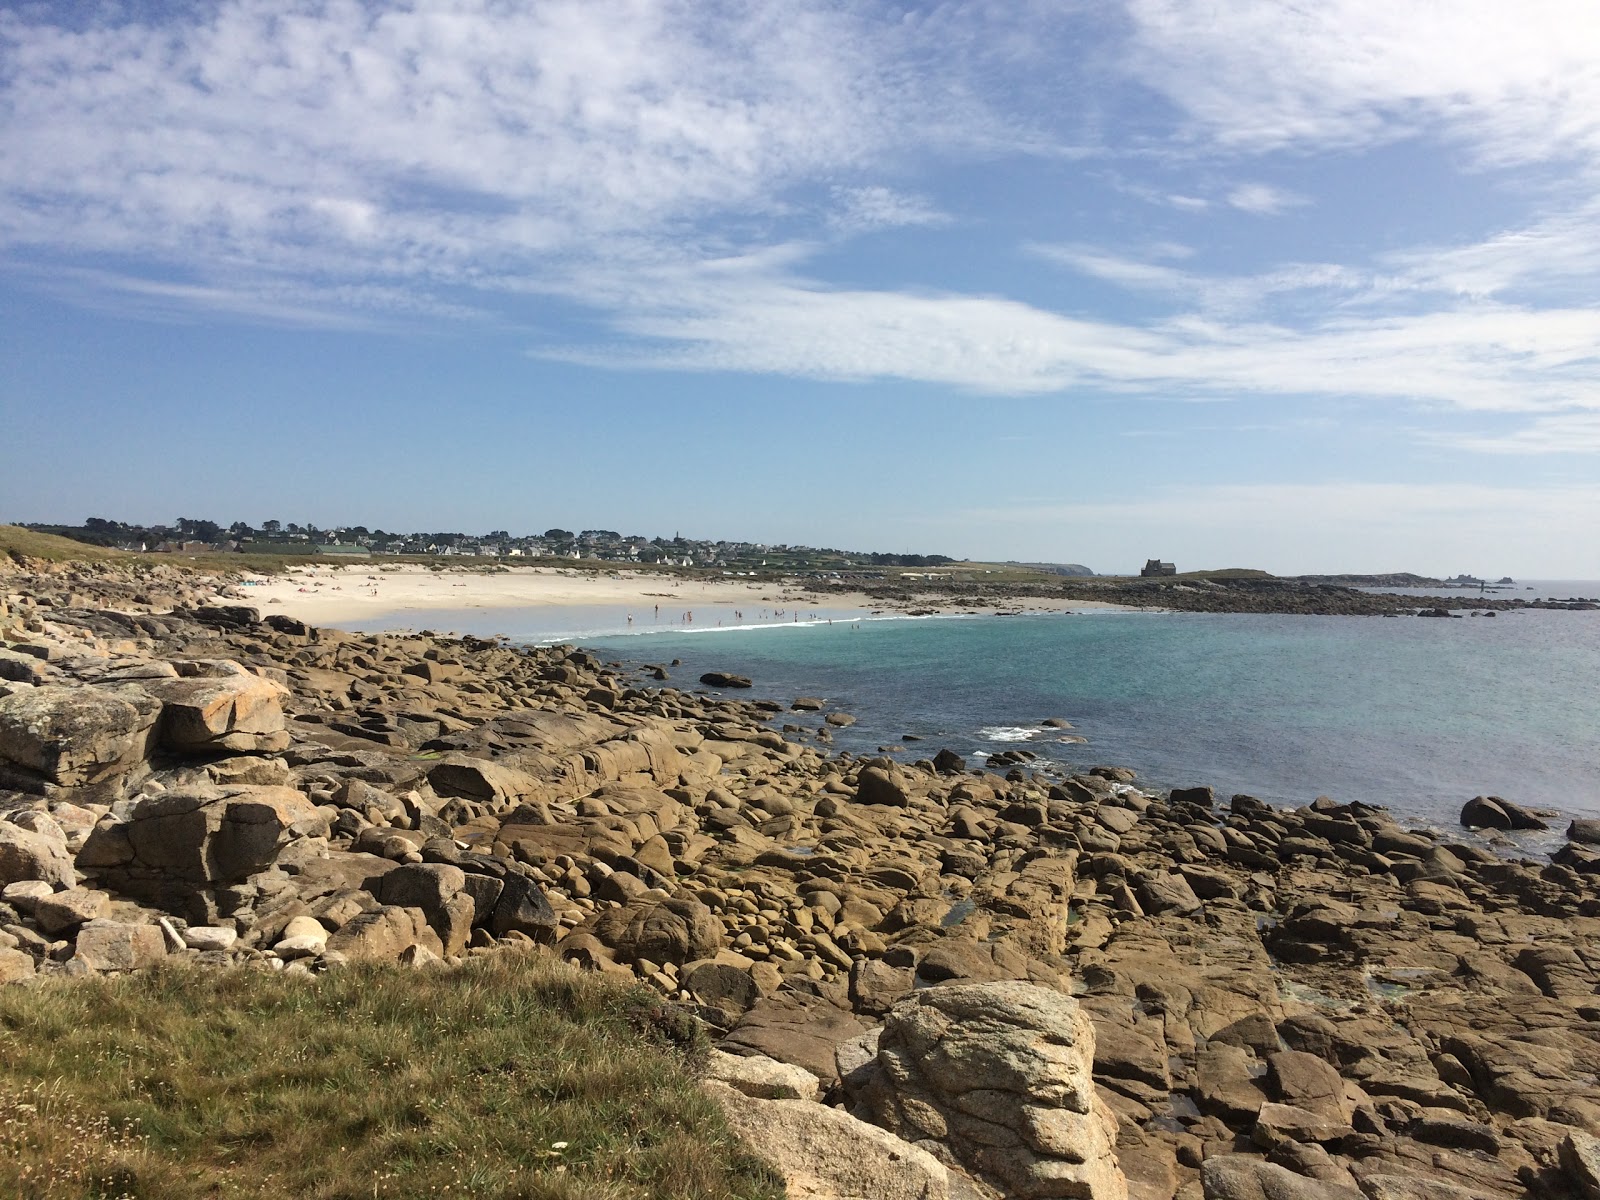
[1125,0,1600,166]
[530,249,1600,414]
[1429,413,1600,454]
[1226,183,1307,215]
[828,186,951,233]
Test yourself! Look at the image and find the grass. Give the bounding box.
[0,525,132,566]
[0,952,783,1200]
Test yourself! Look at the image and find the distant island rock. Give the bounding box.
[1291,572,1443,587]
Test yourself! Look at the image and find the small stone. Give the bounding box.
[274,915,328,958]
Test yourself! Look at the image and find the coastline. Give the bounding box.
[245,563,1135,634]
[5,559,1600,1197]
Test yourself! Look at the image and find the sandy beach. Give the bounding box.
[240,564,1129,638]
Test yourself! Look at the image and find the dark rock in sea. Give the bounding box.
[1461,795,1549,832]
[700,672,753,689]
[1568,820,1600,846]
[933,748,966,775]
[1169,785,1214,809]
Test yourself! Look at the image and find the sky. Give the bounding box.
[3,0,1600,577]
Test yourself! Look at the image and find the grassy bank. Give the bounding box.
[0,952,781,1200]
[0,525,133,565]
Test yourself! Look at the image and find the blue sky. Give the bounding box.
[3,0,1599,576]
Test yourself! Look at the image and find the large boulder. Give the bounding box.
[700,672,753,689]
[705,1079,948,1200]
[0,683,161,789]
[377,863,474,957]
[846,981,1128,1200]
[79,785,325,904]
[0,818,77,887]
[428,756,543,808]
[855,760,912,807]
[487,871,560,942]
[1200,1155,1362,1199]
[140,661,290,754]
[72,919,168,972]
[32,886,110,935]
[1460,795,1548,832]
[326,905,444,963]
[588,894,723,965]
[723,992,869,1087]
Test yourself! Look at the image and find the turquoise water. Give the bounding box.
[583,603,1600,832]
[346,582,1600,833]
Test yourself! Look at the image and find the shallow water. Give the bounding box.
[330,581,1600,833]
[584,603,1600,832]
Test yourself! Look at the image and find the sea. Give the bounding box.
[353,581,1600,844]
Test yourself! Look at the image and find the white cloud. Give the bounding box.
[1125,0,1600,166]
[828,186,950,233]
[1226,183,1306,216]
[1030,244,1367,312]
[1379,201,1600,301]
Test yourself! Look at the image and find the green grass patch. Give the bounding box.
[0,952,782,1200]
[0,525,132,566]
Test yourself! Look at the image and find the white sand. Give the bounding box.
[243,565,860,623]
[240,564,1130,638]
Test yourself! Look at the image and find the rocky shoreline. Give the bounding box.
[856,575,1600,617]
[5,558,1600,1199]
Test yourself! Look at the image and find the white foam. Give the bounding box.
[980,726,1038,743]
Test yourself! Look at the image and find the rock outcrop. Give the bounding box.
[847,981,1128,1200]
[5,561,1600,1199]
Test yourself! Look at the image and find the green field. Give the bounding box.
[0,952,780,1200]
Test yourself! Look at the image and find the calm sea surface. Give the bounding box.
[353,582,1600,838]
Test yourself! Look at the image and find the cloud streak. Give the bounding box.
[542,251,1600,415]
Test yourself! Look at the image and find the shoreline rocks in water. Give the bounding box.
[4,557,1600,1197]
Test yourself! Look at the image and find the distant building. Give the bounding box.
[1141,559,1177,577]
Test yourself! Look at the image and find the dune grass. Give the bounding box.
[0,952,782,1200]
[0,525,132,566]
